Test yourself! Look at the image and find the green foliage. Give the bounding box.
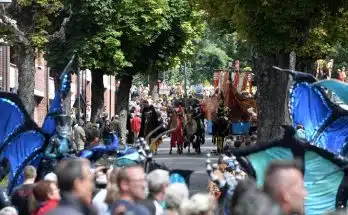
[190,44,230,84]
[329,42,348,70]
[199,0,348,57]
[3,0,64,48]
[79,29,129,74]
[185,24,252,84]
[46,0,117,72]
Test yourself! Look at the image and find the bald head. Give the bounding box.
[264,160,307,215]
[264,160,302,199]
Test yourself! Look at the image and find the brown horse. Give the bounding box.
[184,112,198,153]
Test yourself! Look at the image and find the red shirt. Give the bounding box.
[32,199,58,215]
[131,116,141,133]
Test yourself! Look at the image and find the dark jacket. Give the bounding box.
[138,197,156,215]
[47,192,97,215]
[11,183,35,215]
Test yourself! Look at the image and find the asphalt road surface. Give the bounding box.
[153,134,218,194]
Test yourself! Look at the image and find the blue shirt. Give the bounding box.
[111,199,151,215]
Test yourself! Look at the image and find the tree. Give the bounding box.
[146,0,206,100]
[199,0,348,141]
[111,0,206,143]
[190,44,230,84]
[0,0,68,116]
[79,29,128,122]
[45,0,120,118]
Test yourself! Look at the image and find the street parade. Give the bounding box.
[1,0,348,215]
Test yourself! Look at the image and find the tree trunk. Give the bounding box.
[13,44,36,116]
[90,70,105,122]
[149,69,159,102]
[254,54,292,142]
[116,74,133,145]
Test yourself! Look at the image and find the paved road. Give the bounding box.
[153,135,218,194]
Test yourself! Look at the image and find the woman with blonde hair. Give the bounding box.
[92,167,120,215]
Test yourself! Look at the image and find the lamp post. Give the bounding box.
[76,55,81,121]
[0,1,12,92]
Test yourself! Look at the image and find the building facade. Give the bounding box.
[0,46,118,125]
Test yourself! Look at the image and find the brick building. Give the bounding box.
[0,46,118,125]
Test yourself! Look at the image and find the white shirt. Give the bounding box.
[154,200,164,215]
[92,189,110,215]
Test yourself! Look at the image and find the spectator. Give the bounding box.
[110,115,121,138]
[102,120,111,139]
[131,113,141,143]
[11,165,37,215]
[92,166,114,215]
[164,183,189,215]
[73,119,86,151]
[104,168,120,204]
[84,122,93,143]
[264,160,307,215]
[48,158,97,215]
[87,127,100,148]
[0,207,17,215]
[44,173,57,184]
[229,178,258,211]
[31,180,60,215]
[110,165,150,215]
[0,186,11,210]
[139,169,170,215]
[180,193,216,215]
[231,189,283,215]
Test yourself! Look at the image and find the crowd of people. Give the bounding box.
[0,156,346,215]
[0,159,217,215]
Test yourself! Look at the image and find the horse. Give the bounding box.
[213,112,230,154]
[139,105,165,154]
[184,112,198,153]
[183,105,205,154]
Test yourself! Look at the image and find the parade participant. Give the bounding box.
[140,104,165,154]
[44,115,76,162]
[170,105,184,154]
[131,113,141,144]
[213,103,229,153]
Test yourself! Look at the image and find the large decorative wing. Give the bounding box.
[0,93,47,193]
[289,82,332,142]
[286,69,348,156]
[0,95,25,146]
[227,129,348,215]
[1,131,46,192]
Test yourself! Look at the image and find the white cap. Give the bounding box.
[44,172,57,182]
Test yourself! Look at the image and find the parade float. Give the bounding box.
[205,60,257,138]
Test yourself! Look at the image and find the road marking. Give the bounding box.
[193,170,208,174]
[155,157,217,160]
[163,136,213,140]
[157,146,216,151]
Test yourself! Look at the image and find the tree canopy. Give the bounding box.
[199,0,348,58]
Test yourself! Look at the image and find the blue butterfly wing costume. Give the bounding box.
[0,56,74,193]
[228,70,348,215]
[0,92,48,193]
